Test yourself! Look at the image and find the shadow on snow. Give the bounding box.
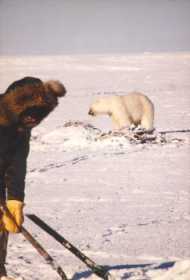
[72,261,175,279]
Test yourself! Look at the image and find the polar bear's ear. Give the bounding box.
[44,80,66,98]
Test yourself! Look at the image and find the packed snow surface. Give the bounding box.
[0,53,190,279]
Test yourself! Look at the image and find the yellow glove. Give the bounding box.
[2,200,24,233]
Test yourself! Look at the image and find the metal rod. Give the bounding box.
[27,214,111,279]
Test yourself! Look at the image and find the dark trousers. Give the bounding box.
[0,231,8,276]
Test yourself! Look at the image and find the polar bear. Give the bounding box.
[88,92,154,131]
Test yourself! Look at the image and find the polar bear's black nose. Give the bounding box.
[88,109,94,116]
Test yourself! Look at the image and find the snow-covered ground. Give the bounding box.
[0,53,190,279]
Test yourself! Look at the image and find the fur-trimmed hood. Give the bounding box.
[0,77,66,127]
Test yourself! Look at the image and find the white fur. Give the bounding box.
[89,92,154,131]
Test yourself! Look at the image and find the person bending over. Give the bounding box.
[0,76,66,280]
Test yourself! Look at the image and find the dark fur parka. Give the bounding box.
[0,77,66,202]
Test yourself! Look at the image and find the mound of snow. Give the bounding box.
[148,260,190,280]
[32,122,132,152]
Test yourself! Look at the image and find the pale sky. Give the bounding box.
[0,0,190,55]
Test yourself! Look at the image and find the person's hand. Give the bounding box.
[2,200,24,233]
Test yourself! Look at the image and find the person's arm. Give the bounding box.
[2,130,31,233]
[6,130,31,201]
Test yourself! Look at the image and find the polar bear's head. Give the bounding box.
[88,97,112,116]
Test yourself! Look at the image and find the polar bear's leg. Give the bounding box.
[111,115,122,129]
[111,109,132,129]
[140,96,154,131]
[110,97,133,130]
[141,113,154,131]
